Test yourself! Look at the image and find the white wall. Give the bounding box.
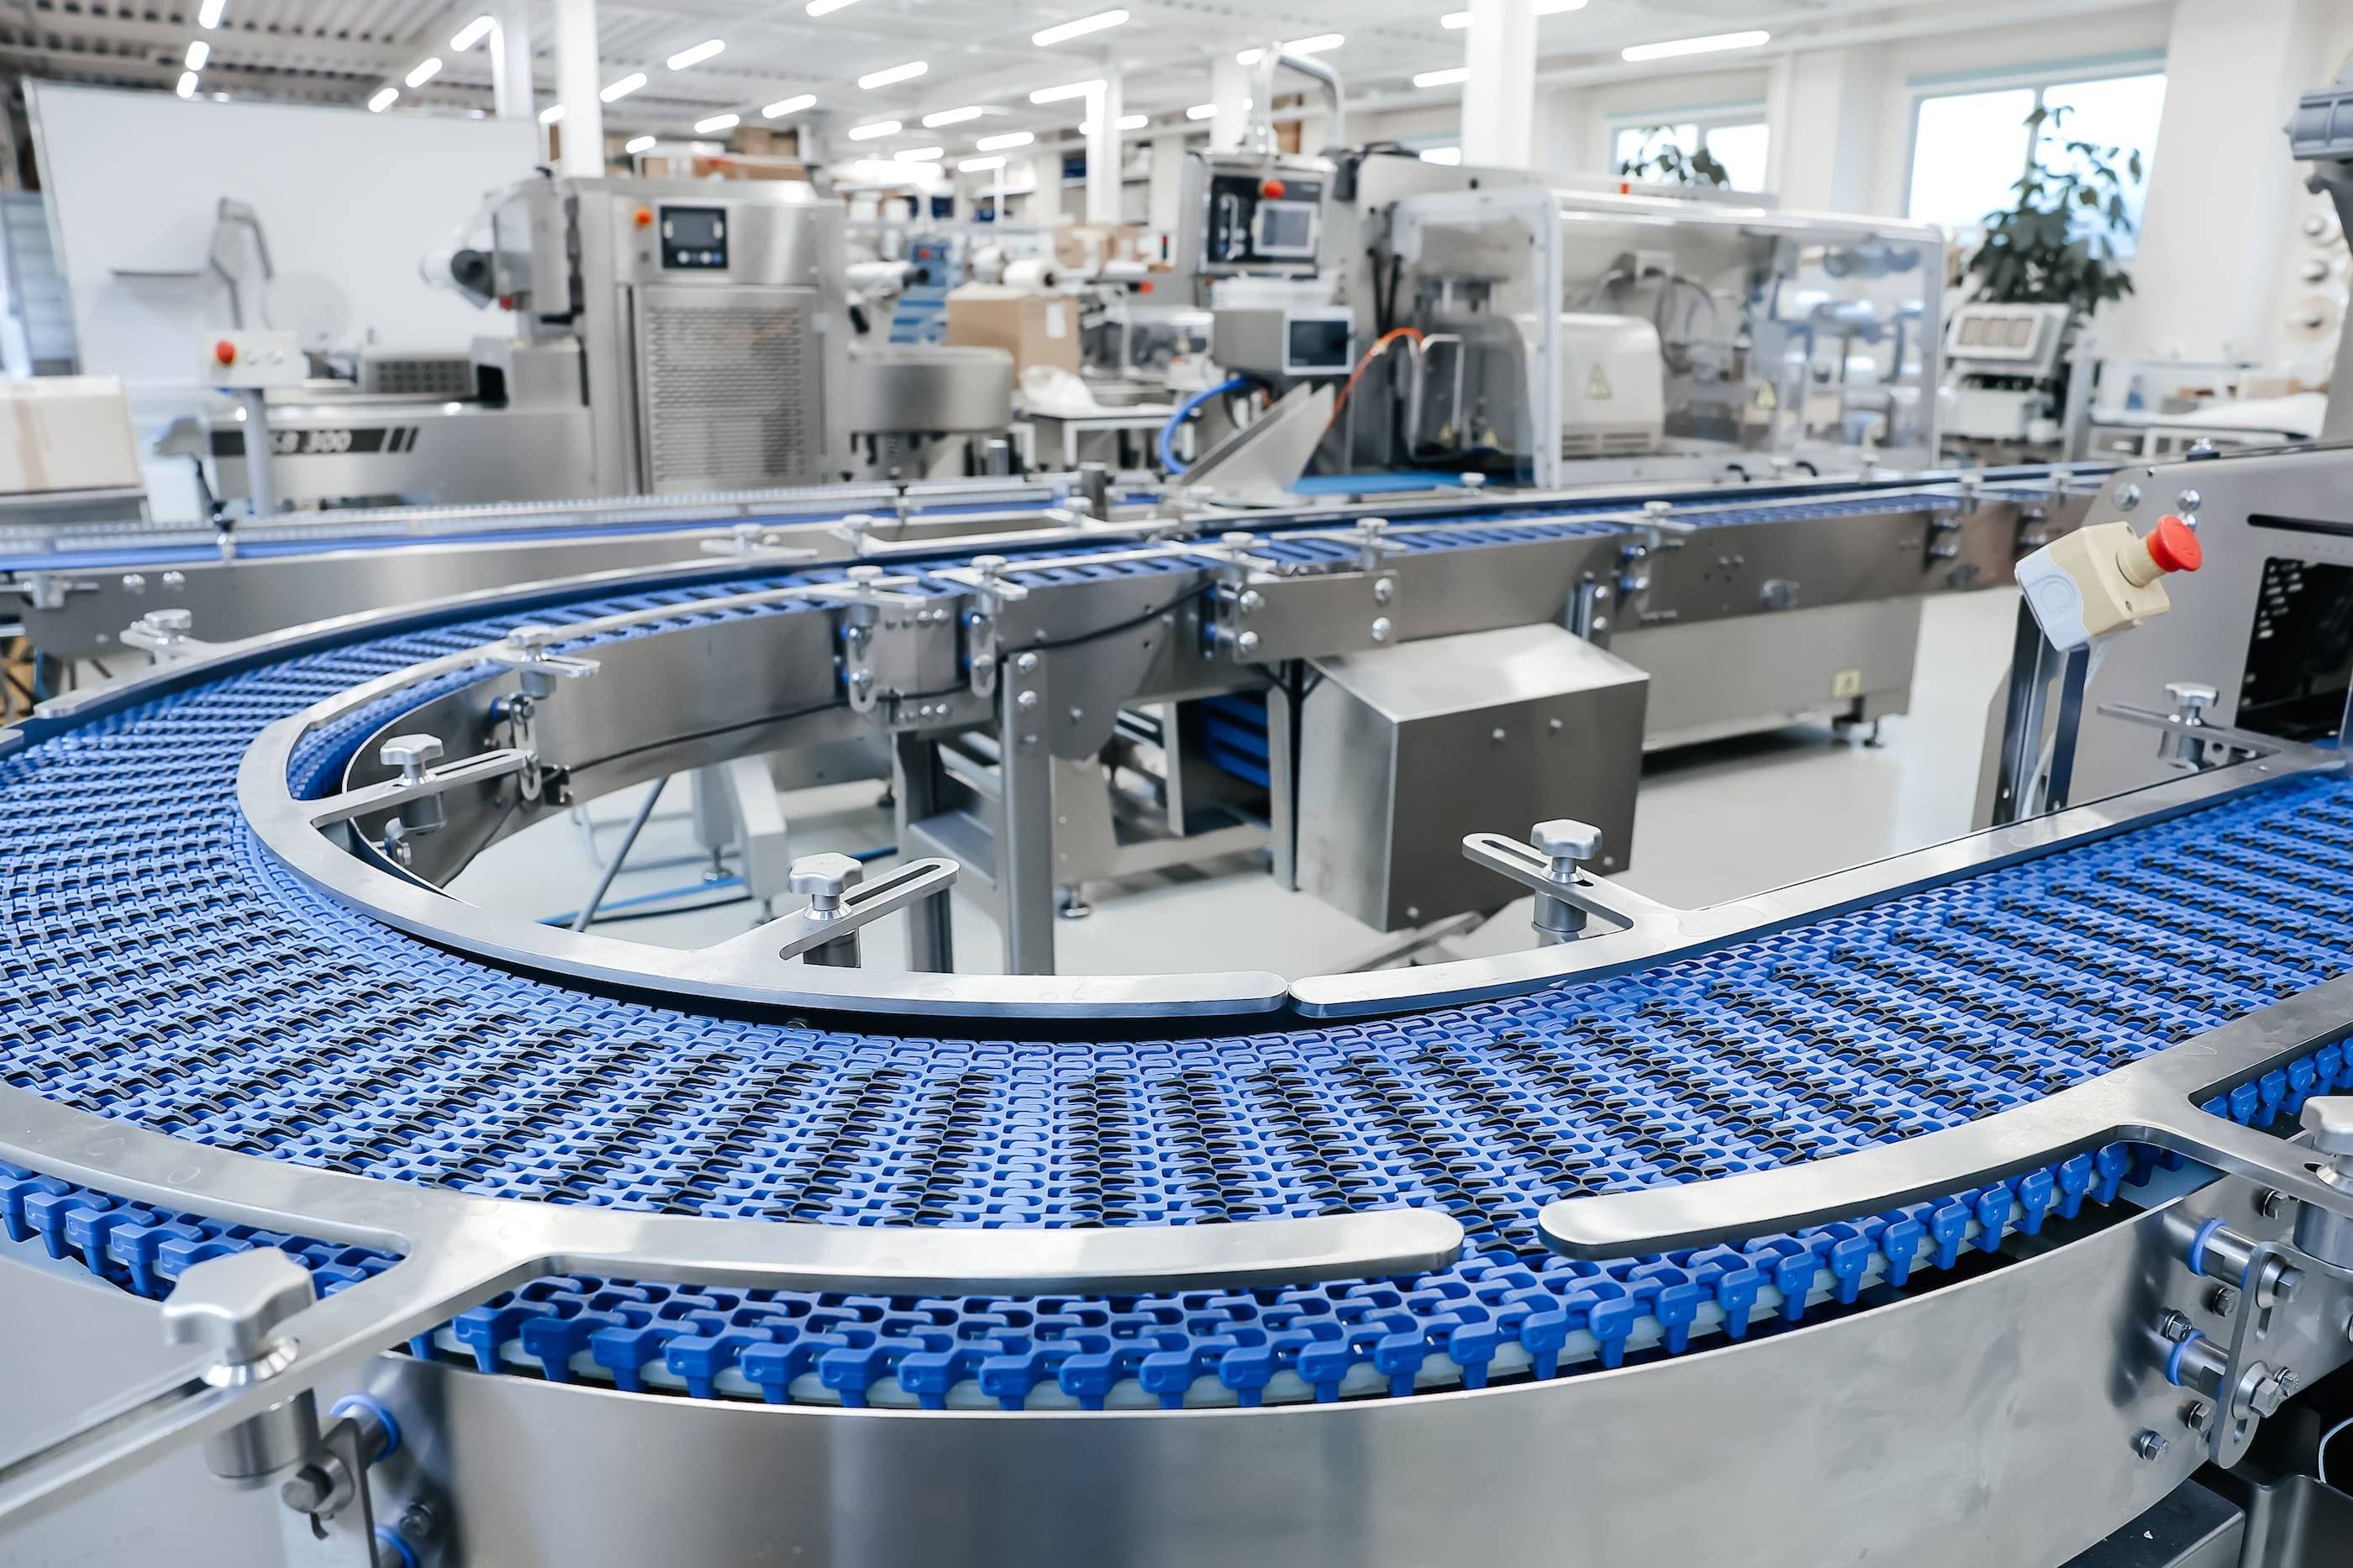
[28,83,534,394]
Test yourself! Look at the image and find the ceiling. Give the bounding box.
[0,0,1987,159]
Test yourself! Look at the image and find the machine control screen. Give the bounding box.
[1286,315,1352,372]
[660,206,729,270]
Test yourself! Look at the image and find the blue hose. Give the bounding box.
[1158,376,1251,476]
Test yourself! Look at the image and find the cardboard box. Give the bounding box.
[0,376,143,495]
[945,284,1081,377]
[1051,223,1142,275]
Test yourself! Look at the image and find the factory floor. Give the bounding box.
[454,588,2023,982]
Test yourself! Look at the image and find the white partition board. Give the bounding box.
[26,82,532,395]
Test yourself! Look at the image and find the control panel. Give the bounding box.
[206,330,304,389]
[1212,306,1353,379]
[1182,152,1329,276]
[658,204,730,271]
[1943,301,2069,380]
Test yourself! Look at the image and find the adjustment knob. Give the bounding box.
[789,852,864,911]
[378,734,445,780]
[2301,1097,2353,1157]
[1531,818,1603,867]
[161,1249,314,1367]
[142,608,194,636]
[2165,681,2219,720]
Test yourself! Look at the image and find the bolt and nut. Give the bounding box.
[2131,1429,2169,1461]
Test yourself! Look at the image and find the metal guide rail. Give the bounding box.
[4,470,2349,1564]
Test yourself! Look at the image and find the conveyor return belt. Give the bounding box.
[6,521,2340,1413]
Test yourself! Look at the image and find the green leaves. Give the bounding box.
[1964,100,2140,317]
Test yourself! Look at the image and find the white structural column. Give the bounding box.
[1086,70,1124,224]
[2108,0,2336,363]
[1145,129,1188,238]
[552,0,604,176]
[1208,55,1251,152]
[489,0,534,122]
[1764,46,1882,212]
[1461,0,1537,169]
[1028,151,1066,226]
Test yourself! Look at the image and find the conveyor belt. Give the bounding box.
[9,513,2340,1415]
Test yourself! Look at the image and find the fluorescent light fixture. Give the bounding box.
[1621,29,1768,61]
[1029,77,1102,103]
[366,85,397,112]
[1443,0,1583,25]
[764,93,816,118]
[185,39,210,69]
[540,103,565,124]
[846,118,901,139]
[197,0,225,27]
[1419,145,1461,164]
[1413,66,1467,87]
[806,0,862,12]
[625,134,656,153]
[1186,102,1218,119]
[959,155,1006,171]
[897,145,944,160]
[176,70,201,98]
[1077,113,1148,133]
[1031,8,1128,46]
[405,56,442,87]
[666,39,725,70]
[923,104,985,127]
[450,14,493,50]
[600,72,646,102]
[1236,34,1341,64]
[975,129,1034,150]
[858,60,927,89]
[695,112,740,133]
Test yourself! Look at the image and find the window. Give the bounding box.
[1610,114,1770,192]
[1904,67,2165,250]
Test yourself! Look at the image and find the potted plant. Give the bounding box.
[1615,128,1729,188]
[1965,102,2140,318]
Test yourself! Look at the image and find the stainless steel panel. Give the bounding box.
[1615,597,1920,749]
[1293,624,1646,930]
[845,345,1013,434]
[1,1182,2227,1568]
[633,284,825,492]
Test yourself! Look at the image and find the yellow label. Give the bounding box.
[1586,365,1613,400]
[1754,381,1779,411]
[1831,667,1863,699]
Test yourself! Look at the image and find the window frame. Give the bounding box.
[1899,52,2166,235]
[1603,100,1770,190]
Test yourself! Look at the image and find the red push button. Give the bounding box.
[213,339,237,366]
[2146,514,2202,574]
[634,207,655,229]
[1260,177,1286,199]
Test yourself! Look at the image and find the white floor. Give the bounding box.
[452,589,2024,980]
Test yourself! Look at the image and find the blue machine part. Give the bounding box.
[6,504,2337,1413]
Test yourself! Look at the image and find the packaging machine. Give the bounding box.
[3,437,2353,1566]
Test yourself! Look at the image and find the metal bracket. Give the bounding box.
[1,574,97,613]
[699,522,823,562]
[1461,821,1673,944]
[939,553,1029,699]
[822,566,935,714]
[2098,701,2282,769]
[1212,533,1402,664]
[703,854,961,968]
[302,742,534,833]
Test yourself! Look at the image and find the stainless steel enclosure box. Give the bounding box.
[1293,624,1646,930]
[491,177,851,495]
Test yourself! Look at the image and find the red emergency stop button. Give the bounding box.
[2146,514,2202,574]
[1260,177,1286,199]
[213,339,236,366]
[634,207,655,229]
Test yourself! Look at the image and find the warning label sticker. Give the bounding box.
[1586,365,1613,400]
[1754,381,1779,411]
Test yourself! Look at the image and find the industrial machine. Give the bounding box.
[4,431,2353,1565]
[197,177,1014,512]
[1940,299,2077,458]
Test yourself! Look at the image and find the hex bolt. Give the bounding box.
[1373,577,1396,604]
[1017,688,1041,711]
[787,853,863,918]
[1236,630,1262,656]
[1239,590,1265,614]
[2256,1188,2286,1220]
[2177,488,2203,513]
[1369,618,1392,644]
[2208,1284,2239,1317]
[2115,481,2144,512]
[2132,1429,2168,1461]
[2158,1309,2197,1343]
[279,1463,335,1514]
[378,734,445,786]
[396,1502,439,1541]
[1014,652,1040,676]
[2180,1397,2214,1434]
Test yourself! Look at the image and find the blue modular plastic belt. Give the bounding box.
[6,524,2344,1413]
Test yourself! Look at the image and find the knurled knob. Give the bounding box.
[1531,818,1603,863]
[379,734,445,776]
[2301,1097,2353,1157]
[788,852,864,904]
